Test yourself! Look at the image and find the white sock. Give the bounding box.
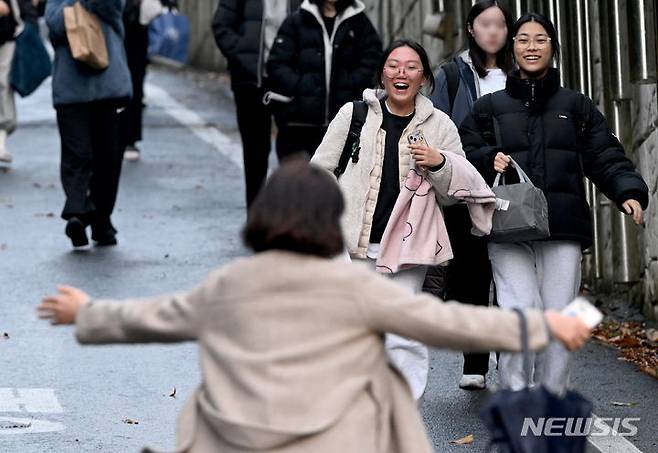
[0,130,7,153]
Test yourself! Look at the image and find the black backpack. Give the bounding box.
[443,61,460,117]
[333,100,368,178]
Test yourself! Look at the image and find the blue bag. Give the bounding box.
[480,309,593,453]
[148,8,189,65]
[10,22,52,97]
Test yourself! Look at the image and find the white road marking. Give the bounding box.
[0,388,63,413]
[587,414,643,453]
[0,417,65,435]
[145,83,244,170]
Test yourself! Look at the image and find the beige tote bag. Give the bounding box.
[63,2,109,70]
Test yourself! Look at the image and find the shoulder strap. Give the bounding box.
[577,94,591,143]
[475,94,500,146]
[443,61,460,116]
[334,100,368,179]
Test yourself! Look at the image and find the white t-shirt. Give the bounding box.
[263,0,290,76]
[479,68,507,96]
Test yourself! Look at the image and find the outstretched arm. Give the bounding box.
[357,271,591,353]
[38,271,221,343]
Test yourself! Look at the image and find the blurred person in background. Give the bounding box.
[0,0,23,164]
[265,0,381,159]
[121,0,179,162]
[212,0,302,207]
[121,0,149,161]
[46,0,132,248]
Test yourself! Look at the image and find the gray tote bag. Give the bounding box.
[489,158,550,243]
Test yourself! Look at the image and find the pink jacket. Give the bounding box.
[376,153,496,273]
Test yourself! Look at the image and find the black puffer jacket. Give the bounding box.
[212,0,301,88]
[460,69,649,249]
[19,0,45,23]
[266,0,381,127]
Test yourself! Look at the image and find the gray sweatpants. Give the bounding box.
[488,240,581,395]
[0,41,16,134]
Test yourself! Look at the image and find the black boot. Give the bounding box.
[65,217,89,247]
[91,219,117,246]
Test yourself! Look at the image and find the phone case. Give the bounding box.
[407,130,428,147]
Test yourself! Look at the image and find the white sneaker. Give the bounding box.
[459,374,486,390]
[123,145,140,162]
[0,149,12,163]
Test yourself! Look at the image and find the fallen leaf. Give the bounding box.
[640,366,658,378]
[647,329,658,343]
[615,336,642,348]
[611,401,638,407]
[169,387,177,398]
[122,418,139,425]
[46,213,55,218]
[32,183,41,188]
[2,332,8,339]
[449,434,474,445]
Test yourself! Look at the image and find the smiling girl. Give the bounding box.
[312,39,481,400]
[460,13,649,394]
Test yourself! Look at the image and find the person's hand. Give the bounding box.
[622,199,643,225]
[544,310,591,351]
[409,144,445,168]
[37,286,91,325]
[494,152,511,173]
[0,2,10,17]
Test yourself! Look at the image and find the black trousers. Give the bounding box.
[232,84,278,207]
[276,124,327,160]
[123,20,149,147]
[443,204,495,376]
[56,100,126,228]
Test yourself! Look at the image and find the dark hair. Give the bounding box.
[243,160,344,257]
[309,0,355,15]
[512,13,561,67]
[376,39,435,94]
[466,0,515,78]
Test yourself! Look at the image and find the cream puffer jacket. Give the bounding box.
[312,89,464,258]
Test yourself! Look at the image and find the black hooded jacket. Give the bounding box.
[212,0,301,88]
[460,69,649,249]
[265,1,381,127]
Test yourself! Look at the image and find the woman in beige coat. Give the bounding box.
[38,162,591,453]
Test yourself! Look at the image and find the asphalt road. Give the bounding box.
[1,67,655,453]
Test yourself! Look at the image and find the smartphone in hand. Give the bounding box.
[561,297,603,328]
[407,130,428,147]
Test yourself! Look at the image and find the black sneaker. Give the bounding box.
[65,217,89,247]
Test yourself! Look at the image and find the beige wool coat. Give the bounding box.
[311,89,465,258]
[75,251,551,453]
